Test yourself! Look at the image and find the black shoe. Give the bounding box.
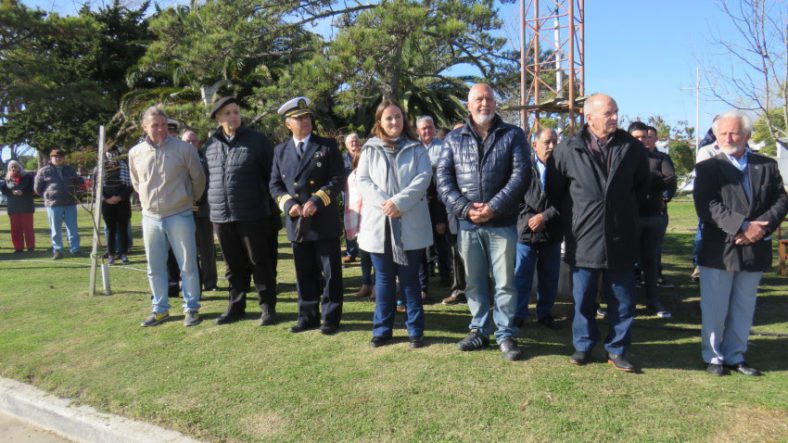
[570,351,591,366]
[258,306,277,326]
[216,312,243,325]
[706,363,727,376]
[725,362,761,376]
[290,322,319,333]
[457,329,489,351]
[499,338,522,361]
[409,336,425,349]
[320,323,339,335]
[607,354,636,372]
[370,336,392,348]
[537,315,561,330]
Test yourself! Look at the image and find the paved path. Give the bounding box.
[0,411,73,442]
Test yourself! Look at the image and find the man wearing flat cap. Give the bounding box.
[270,96,344,334]
[203,96,279,326]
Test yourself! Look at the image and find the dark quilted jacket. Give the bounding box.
[435,116,531,229]
[204,125,274,223]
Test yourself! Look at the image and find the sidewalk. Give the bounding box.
[0,378,201,443]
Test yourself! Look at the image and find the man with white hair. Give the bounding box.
[436,83,530,361]
[547,93,649,372]
[129,106,206,327]
[693,110,787,376]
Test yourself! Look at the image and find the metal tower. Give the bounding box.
[518,0,585,135]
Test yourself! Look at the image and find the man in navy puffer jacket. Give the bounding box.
[436,83,531,361]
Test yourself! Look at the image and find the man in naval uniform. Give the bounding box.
[269,97,344,335]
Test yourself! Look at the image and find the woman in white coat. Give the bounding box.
[357,100,433,348]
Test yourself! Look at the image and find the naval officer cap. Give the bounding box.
[277,96,312,119]
[209,96,239,119]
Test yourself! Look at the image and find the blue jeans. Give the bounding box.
[142,210,201,314]
[359,249,374,285]
[46,205,80,253]
[699,266,761,365]
[345,238,359,259]
[370,248,425,339]
[514,241,561,321]
[459,225,518,343]
[571,267,635,355]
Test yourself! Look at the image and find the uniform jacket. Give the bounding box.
[356,137,433,253]
[547,126,650,270]
[128,135,206,219]
[34,163,82,207]
[204,125,275,223]
[436,115,530,230]
[693,152,788,272]
[1,173,35,214]
[516,155,562,244]
[270,134,343,242]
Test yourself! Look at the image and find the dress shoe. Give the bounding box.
[725,362,761,376]
[607,354,636,373]
[320,323,339,335]
[258,306,277,326]
[570,351,591,366]
[355,284,373,298]
[342,255,355,264]
[537,315,561,330]
[290,322,319,333]
[441,292,466,305]
[369,336,392,348]
[499,338,522,361]
[409,336,425,349]
[706,363,728,376]
[216,312,243,325]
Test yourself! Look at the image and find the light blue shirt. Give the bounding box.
[534,155,547,190]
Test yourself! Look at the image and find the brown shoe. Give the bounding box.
[355,284,372,298]
[396,304,406,313]
[441,292,466,305]
[343,255,355,264]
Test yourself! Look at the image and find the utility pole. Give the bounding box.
[681,67,710,152]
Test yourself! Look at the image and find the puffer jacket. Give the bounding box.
[547,126,649,270]
[203,125,274,223]
[356,137,433,253]
[436,115,530,230]
[34,163,82,207]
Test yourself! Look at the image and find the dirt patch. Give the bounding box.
[715,405,788,442]
[242,411,286,439]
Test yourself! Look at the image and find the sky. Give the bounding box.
[21,0,775,136]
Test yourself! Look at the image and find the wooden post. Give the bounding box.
[89,126,107,296]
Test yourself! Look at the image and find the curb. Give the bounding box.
[0,377,201,443]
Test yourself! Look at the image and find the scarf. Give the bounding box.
[367,136,408,266]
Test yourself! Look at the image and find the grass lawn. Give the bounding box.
[0,197,785,442]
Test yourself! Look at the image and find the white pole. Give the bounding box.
[695,67,701,151]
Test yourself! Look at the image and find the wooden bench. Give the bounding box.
[778,217,788,276]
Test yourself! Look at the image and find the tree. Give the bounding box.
[706,0,786,145]
[0,1,152,162]
[752,108,783,156]
[668,140,695,179]
[326,0,519,132]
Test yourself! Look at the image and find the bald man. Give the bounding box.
[547,93,649,372]
[436,83,530,361]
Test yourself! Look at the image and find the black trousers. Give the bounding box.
[291,237,343,327]
[214,220,276,315]
[433,230,452,285]
[194,216,217,289]
[449,234,466,295]
[101,199,130,255]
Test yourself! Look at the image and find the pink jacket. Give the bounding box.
[344,169,363,240]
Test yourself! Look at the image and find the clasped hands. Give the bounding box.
[289,201,318,218]
[734,220,769,245]
[468,202,494,224]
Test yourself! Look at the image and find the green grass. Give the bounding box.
[0,198,786,442]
